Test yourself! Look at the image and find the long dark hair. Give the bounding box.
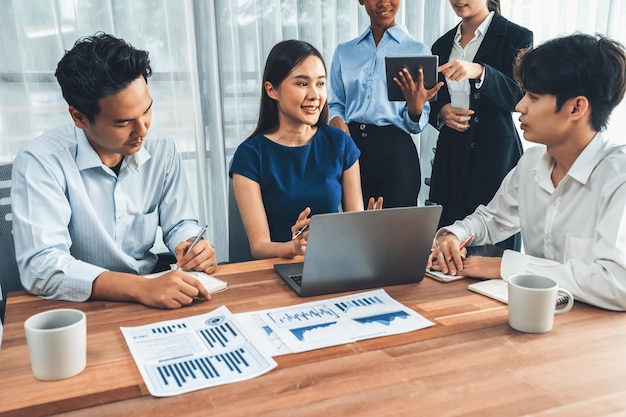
[248,39,329,139]
[55,32,152,122]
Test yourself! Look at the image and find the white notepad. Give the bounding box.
[146,267,228,294]
[468,279,508,303]
[425,269,466,283]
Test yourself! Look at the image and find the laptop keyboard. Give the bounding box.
[288,275,303,287]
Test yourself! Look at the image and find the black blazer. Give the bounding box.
[428,13,533,227]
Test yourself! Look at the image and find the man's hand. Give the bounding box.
[175,238,217,274]
[139,269,211,309]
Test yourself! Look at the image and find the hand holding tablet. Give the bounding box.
[385,55,439,101]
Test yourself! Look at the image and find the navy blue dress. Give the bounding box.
[229,125,360,243]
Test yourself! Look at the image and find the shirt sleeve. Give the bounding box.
[328,47,347,122]
[341,131,361,169]
[11,152,105,301]
[229,140,261,183]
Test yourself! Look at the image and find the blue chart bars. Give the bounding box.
[154,348,255,388]
[335,295,384,313]
[121,306,278,396]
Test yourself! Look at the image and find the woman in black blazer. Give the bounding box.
[428,0,532,250]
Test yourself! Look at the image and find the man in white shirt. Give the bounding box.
[428,33,626,311]
[12,33,217,309]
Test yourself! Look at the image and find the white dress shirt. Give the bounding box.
[446,11,493,94]
[441,133,626,311]
[11,124,202,301]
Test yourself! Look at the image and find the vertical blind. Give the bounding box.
[1,0,624,262]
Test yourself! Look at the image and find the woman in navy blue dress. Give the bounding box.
[230,40,381,259]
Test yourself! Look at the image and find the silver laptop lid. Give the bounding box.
[298,205,442,296]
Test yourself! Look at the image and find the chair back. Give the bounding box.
[0,163,23,322]
[228,179,253,263]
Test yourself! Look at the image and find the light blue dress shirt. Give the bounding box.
[11,124,202,301]
[328,25,431,134]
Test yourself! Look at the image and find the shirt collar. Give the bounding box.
[357,25,408,45]
[75,126,151,173]
[568,132,608,184]
[454,11,495,42]
[533,132,608,187]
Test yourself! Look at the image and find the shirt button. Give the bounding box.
[362,133,368,137]
[473,116,480,123]
[470,143,476,149]
[473,92,480,100]
[360,124,366,131]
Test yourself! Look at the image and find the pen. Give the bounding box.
[185,224,208,255]
[448,233,474,261]
[292,224,309,240]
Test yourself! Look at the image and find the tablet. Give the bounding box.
[385,55,439,101]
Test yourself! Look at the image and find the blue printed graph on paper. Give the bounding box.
[147,344,270,394]
[150,322,188,334]
[289,321,338,342]
[335,295,384,313]
[352,311,410,326]
[267,305,339,328]
[197,319,246,350]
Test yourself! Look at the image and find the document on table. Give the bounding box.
[120,305,277,397]
[235,289,435,356]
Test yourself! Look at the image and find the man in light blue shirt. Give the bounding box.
[11,33,217,309]
[328,0,442,208]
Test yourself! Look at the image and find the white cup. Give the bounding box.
[450,90,470,125]
[24,308,87,380]
[508,274,574,334]
[450,90,470,110]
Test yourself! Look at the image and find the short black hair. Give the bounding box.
[55,32,152,122]
[514,33,626,132]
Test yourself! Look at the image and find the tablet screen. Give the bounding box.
[385,55,439,102]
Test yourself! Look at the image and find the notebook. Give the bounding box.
[274,206,442,297]
[468,279,571,305]
[425,245,505,283]
[146,267,228,294]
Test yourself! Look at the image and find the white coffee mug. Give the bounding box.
[508,274,574,334]
[450,90,470,110]
[24,308,87,380]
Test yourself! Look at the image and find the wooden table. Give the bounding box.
[1,258,626,417]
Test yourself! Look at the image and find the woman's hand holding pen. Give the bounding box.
[290,207,311,256]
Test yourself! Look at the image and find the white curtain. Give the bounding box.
[1,0,625,262]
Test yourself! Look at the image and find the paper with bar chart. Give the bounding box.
[235,289,434,355]
[120,305,277,397]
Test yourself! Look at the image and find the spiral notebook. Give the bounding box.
[146,267,228,294]
[468,279,570,305]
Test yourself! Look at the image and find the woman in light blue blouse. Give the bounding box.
[329,0,442,208]
[229,40,382,260]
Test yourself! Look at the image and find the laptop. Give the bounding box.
[274,205,442,297]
